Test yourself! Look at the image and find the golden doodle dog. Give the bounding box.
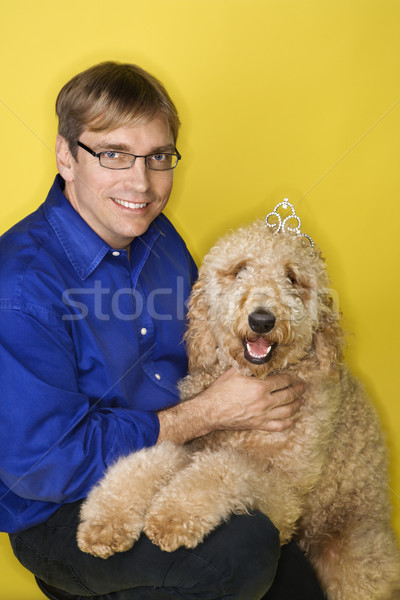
[78,202,400,599]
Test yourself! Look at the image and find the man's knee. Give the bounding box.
[221,511,280,597]
[165,511,280,599]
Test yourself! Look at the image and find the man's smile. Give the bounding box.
[111,197,149,210]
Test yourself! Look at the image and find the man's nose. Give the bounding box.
[127,157,151,192]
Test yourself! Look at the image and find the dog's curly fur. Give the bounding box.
[77,220,400,599]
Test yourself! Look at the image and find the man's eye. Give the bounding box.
[151,154,167,162]
[104,151,119,159]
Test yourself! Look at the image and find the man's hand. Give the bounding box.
[206,368,305,433]
[157,368,305,444]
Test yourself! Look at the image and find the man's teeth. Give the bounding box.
[112,198,148,209]
[246,343,272,359]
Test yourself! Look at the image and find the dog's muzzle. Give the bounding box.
[243,309,277,364]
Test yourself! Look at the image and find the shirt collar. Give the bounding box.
[43,175,161,280]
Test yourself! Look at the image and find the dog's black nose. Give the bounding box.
[248,309,276,333]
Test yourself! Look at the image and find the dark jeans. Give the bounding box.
[9,500,325,600]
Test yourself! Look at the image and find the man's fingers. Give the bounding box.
[268,373,306,394]
[265,418,297,433]
[267,396,302,420]
[269,381,306,409]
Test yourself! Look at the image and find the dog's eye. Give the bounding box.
[218,260,248,281]
[286,269,297,284]
[232,261,248,277]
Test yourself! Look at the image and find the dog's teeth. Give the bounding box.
[246,343,272,359]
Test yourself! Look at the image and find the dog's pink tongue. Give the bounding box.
[248,337,271,355]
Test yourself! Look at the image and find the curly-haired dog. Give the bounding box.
[77,215,400,599]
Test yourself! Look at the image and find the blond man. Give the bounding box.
[1,62,324,600]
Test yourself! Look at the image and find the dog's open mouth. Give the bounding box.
[243,337,277,364]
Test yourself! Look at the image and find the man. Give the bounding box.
[0,62,325,599]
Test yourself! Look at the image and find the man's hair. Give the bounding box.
[56,61,180,158]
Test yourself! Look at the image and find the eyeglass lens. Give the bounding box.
[99,151,178,170]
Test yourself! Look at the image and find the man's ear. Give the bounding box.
[55,135,75,182]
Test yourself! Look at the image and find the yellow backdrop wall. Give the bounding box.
[1,1,399,597]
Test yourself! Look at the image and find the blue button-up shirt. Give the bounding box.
[0,176,197,532]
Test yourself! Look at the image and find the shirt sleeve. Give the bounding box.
[0,308,160,504]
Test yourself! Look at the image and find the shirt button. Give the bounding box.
[155,373,161,380]
[112,251,120,257]
[140,328,147,335]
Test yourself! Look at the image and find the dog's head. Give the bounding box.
[185,220,344,378]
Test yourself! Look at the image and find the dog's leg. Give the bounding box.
[77,441,190,558]
[143,447,302,552]
[304,521,400,600]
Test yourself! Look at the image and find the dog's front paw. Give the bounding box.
[77,515,142,559]
[143,491,222,552]
[144,510,208,552]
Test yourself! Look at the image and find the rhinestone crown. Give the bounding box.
[265,199,314,248]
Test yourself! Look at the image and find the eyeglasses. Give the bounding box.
[77,141,181,171]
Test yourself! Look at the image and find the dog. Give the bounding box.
[77,204,400,599]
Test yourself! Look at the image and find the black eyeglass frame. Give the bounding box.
[77,141,181,171]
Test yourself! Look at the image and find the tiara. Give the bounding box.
[265,199,314,248]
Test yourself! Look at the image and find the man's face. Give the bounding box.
[56,116,175,249]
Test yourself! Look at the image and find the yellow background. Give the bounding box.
[1,0,399,597]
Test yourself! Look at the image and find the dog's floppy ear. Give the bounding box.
[313,292,345,376]
[184,278,219,373]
